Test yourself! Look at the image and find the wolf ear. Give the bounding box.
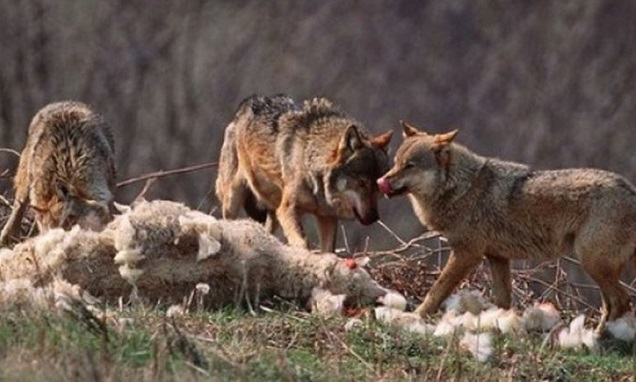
[432,130,458,170]
[433,129,459,146]
[401,120,423,138]
[370,131,392,152]
[340,124,364,154]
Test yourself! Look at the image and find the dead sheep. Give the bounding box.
[0,199,406,313]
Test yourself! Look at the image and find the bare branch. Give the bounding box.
[117,162,218,188]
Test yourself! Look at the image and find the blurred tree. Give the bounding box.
[0,0,635,250]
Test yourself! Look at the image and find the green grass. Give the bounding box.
[0,305,634,381]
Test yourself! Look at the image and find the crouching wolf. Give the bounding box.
[0,101,117,246]
[377,121,636,332]
[216,95,392,252]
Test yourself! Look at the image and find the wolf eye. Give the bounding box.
[404,162,415,169]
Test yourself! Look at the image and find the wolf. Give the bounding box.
[377,121,636,332]
[216,95,392,252]
[0,101,117,246]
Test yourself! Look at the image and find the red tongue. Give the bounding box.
[376,177,393,194]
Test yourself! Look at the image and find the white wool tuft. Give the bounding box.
[166,304,185,318]
[443,290,491,315]
[181,210,217,224]
[114,248,144,265]
[178,212,221,236]
[374,307,433,335]
[311,288,346,317]
[434,312,461,337]
[457,312,481,331]
[606,314,636,342]
[345,318,364,331]
[195,283,211,295]
[118,264,144,285]
[33,228,67,258]
[113,202,131,215]
[522,302,561,332]
[557,314,598,350]
[475,307,523,334]
[376,291,407,311]
[460,332,493,362]
[114,215,136,250]
[197,234,221,261]
[0,247,14,261]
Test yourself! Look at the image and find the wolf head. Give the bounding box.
[326,125,392,225]
[33,182,114,232]
[377,121,458,199]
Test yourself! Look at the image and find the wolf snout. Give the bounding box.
[377,177,393,195]
[354,207,379,225]
[364,209,379,225]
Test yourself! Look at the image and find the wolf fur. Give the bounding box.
[215,95,392,252]
[0,101,116,245]
[377,121,636,332]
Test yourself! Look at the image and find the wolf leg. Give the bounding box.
[580,252,631,333]
[277,191,307,248]
[486,255,512,309]
[576,229,633,332]
[221,180,247,220]
[264,211,279,234]
[315,215,337,253]
[415,249,483,317]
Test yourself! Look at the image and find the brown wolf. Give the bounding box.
[0,101,117,246]
[216,95,392,252]
[377,121,636,332]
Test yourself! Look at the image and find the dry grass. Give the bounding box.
[0,302,634,382]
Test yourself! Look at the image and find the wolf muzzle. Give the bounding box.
[377,177,393,195]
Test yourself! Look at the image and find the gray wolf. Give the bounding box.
[377,121,636,332]
[216,95,392,252]
[0,101,116,245]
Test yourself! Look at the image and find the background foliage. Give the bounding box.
[1,0,635,250]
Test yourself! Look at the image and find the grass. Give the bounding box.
[0,304,634,382]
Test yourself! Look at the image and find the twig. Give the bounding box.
[184,361,210,376]
[0,195,11,207]
[371,231,443,257]
[340,224,351,254]
[0,148,20,157]
[134,178,157,202]
[376,219,407,246]
[116,161,218,188]
[517,273,596,310]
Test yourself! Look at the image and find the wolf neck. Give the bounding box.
[413,144,489,229]
[444,144,489,201]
